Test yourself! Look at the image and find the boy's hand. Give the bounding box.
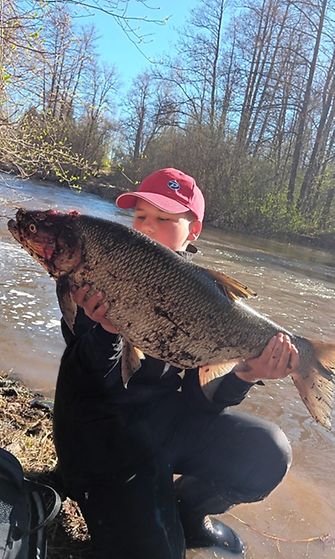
[71,285,119,334]
[234,333,299,383]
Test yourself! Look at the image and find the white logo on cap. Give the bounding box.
[167,180,180,190]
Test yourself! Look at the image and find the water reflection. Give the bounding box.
[195,236,334,342]
[0,173,133,393]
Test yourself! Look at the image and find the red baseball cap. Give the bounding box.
[116,168,205,222]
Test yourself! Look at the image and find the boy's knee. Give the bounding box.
[244,420,292,502]
[271,422,292,472]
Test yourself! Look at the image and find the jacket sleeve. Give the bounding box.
[212,371,256,408]
[182,369,257,413]
[60,306,122,384]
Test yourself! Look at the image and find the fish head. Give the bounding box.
[7,208,83,277]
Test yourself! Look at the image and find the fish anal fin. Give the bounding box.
[203,268,257,301]
[56,276,77,333]
[199,360,239,402]
[121,340,145,388]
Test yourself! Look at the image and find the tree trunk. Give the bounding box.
[298,48,335,211]
[287,0,328,205]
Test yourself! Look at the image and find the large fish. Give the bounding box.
[7,208,335,429]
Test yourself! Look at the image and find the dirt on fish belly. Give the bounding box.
[7,208,335,429]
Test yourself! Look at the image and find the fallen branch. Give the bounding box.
[227,512,332,545]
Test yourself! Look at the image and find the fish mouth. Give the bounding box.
[7,219,21,242]
[25,239,55,261]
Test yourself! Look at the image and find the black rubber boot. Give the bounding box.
[174,476,244,554]
[182,514,244,554]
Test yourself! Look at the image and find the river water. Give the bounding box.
[0,172,334,559]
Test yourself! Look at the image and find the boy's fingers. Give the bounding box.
[260,335,277,361]
[90,301,109,322]
[72,285,106,317]
[241,333,300,382]
[71,284,89,306]
[273,336,297,377]
[84,292,105,316]
[289,345,300,371]
[263,333,287,367]
[276,347,291,373]
[70,283,113,324]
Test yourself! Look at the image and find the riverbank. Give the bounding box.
[46,172,335,253]
[0,373,93,558]
[2,168,335,252]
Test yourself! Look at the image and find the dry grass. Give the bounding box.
[0,374,94,558]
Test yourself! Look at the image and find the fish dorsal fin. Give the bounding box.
[202,267,257,301]
[121,340,145,388]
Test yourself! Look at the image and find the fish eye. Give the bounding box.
[29,223,37,233]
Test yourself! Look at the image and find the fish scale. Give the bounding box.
[7,209,335,429]
[75,217,222,364]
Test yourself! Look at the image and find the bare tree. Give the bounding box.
[155,0,229,127]
[0,0,166,181]
[76,63,119,167]
[120,71,178,163]
[297,47,335,212]
[287,0,329,205]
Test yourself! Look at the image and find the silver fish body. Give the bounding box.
[69,218,284,365]
[7,209,335,429]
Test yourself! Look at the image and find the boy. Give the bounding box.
[54,168,298,558]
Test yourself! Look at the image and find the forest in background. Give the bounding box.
[1,0,335,238]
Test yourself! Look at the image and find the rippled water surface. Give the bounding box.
[1,172,334,559]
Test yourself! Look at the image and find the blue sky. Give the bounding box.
[82,0,196,87]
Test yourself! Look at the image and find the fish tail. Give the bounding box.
[292,340,335,430]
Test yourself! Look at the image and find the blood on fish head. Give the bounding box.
[7,208,83,277]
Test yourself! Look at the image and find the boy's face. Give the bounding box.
[133,199,202,251]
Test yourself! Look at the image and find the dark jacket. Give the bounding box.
[59,307,254,409]
[54,307,255,493]
[53,232,259,494]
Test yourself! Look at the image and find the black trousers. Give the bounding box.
[74,392,292,559]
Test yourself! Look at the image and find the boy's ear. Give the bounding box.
[188,219,202,241]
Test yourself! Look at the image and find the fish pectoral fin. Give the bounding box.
[199,360,239,402]
[121,340,145,388]
[292,340,335,430]
[203,268,257,301]
[56,276,77,333]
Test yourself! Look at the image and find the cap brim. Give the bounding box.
[116,192,189,214]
